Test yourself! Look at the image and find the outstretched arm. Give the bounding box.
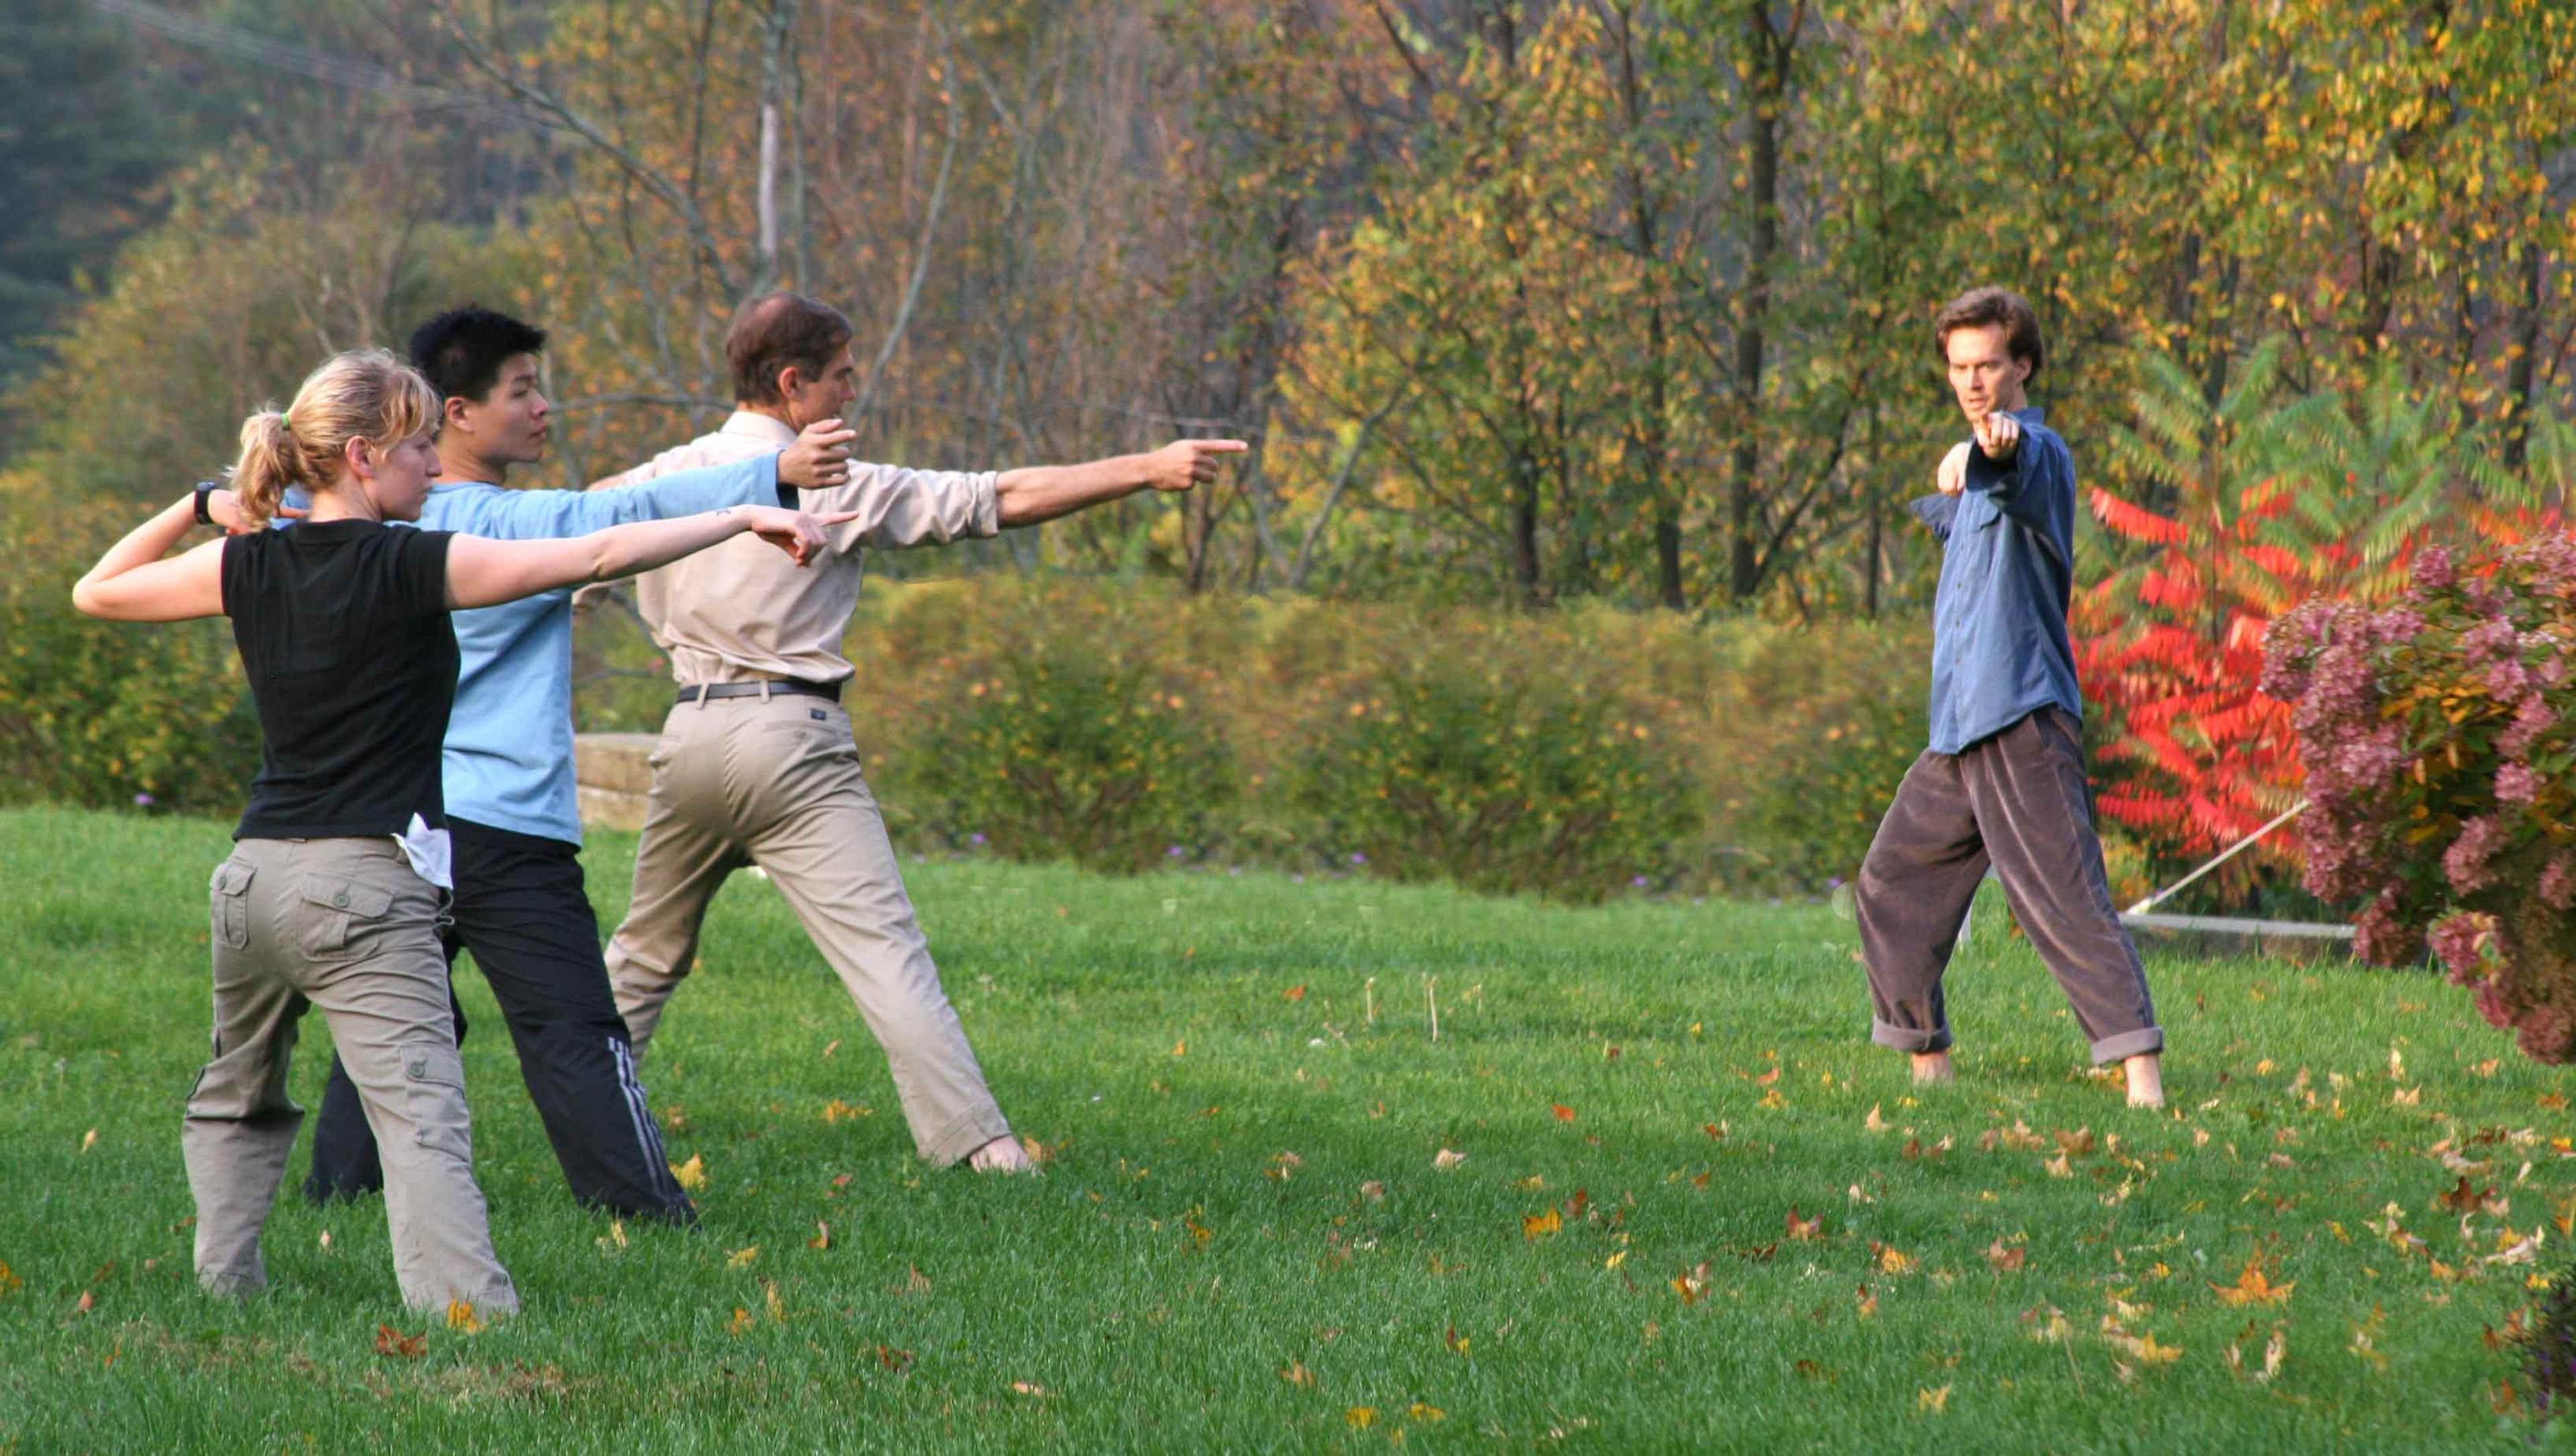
[72,495,228,621]
[1962,413,2072,536]
[443,505,851,610]
[994,439,1248,527]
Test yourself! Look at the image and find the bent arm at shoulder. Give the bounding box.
[72,497,228,621]
[74,536,228,621]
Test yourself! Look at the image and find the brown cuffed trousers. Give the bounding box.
[604,689,1013,1166]
[1855,708,2163,1065]
[193,837,518,1314]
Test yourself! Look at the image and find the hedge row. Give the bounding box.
[0,519,1960,900]
[580,578,1939,900]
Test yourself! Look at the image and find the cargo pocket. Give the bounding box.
[398,1041,474,1163]
[208,860,255,950]
[299,873,396,962]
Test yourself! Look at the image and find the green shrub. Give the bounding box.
[591,578,1938,897]
[1689,621,1927,891]
[877,582,1236,874]
[0,516,257,812]
[1283,649,1701,902]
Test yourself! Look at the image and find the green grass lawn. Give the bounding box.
[1,806,2569,1451]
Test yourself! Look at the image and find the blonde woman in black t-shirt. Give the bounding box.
[73,350,844,1316]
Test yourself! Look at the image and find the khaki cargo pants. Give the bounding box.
[194,837,518,1314]
[604,690,1012,1166]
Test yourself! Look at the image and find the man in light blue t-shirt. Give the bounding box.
[225,307,854,1221]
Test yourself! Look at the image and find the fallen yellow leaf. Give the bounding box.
[2108,1331,2182,1366]
[2210,1256,2294,1308]
[669,1154,706,1192]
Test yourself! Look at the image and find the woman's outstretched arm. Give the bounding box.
[443,504,850,611]
[72,495,227,621]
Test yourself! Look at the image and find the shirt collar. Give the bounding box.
[2008,405,2045,426]
[720,410,800,446]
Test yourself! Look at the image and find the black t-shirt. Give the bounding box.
[221,520,458,841]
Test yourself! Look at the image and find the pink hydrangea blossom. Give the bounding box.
[2443,815,2506,896]
[2541,855,2576,911]
[2428,911,2496,980]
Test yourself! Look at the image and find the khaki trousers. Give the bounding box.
[604,691,1011,1166]
[193,837,517,1314]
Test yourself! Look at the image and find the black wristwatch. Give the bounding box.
[192,481,219,526]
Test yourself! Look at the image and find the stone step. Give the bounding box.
[575,732,659,831]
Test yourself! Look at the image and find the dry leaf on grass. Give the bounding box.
[373,1324,425,1359]
[2210,1255,2294,1308]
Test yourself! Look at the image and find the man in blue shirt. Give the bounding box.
[256,307,855,1219]
[1856,287,2165,1109]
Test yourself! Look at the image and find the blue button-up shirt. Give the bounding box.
[1909,407,2084,755]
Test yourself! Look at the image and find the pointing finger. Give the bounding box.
[1188,439,1252,454]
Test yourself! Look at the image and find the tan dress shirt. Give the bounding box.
[599,411,1000,685]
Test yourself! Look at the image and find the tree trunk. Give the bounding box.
[1727,1,1783,603]
[2505,242,2544,475]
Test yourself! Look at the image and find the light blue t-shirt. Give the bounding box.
[415,457,784,844]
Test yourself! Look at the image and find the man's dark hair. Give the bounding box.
[1933,287,2044,382]
[407,306,547,405]
[727,292,854,405]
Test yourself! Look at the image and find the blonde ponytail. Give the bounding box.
[229,410,301,529]
[225,349,439,527]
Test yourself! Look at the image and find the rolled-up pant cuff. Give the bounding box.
[199,1267,266,1298]
[920,1106,1016,1167]
[2089,1028,2163,1065]
[1871,1019,1953,1055]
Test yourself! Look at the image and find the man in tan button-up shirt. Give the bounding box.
[594,291,1242,1172]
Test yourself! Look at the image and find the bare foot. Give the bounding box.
[967,1135,1033,1174]
[1911,1051,1955,1085]
[2124,1052,2165,1110]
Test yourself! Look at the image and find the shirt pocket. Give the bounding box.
[208,859,256,951]
[297,873,398,963]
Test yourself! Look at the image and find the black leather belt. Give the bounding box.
[676,679,843,705]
